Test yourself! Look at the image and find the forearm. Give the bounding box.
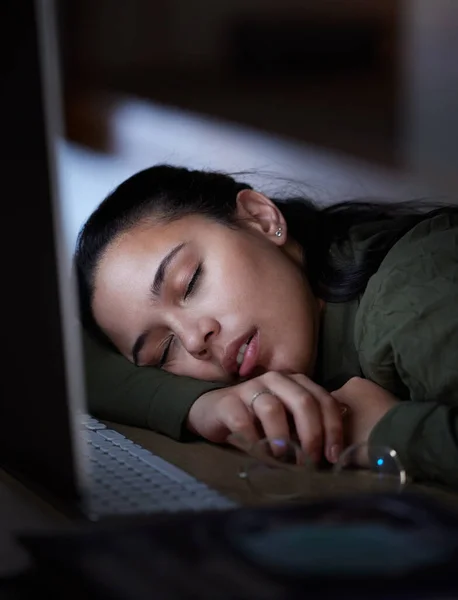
[83,331,225,440]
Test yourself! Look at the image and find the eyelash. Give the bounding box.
[158,336,174,368]
[158,264,203,368]
[184,263,202,300]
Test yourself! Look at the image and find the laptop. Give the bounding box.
[0,0,235,519]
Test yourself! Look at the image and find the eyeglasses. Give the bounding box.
[229,435,407,501]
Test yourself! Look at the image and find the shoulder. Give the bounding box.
[354,211,458,394]
[371,210,457,270]
[358,210,457,313]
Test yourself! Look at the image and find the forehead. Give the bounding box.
[100,214,214,268]
[112,214,209,250]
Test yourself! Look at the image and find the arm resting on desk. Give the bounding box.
[356,213,458,487]
[82,331,225,440]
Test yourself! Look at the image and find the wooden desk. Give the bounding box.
[108,423,458,510]
[1,422,457,578]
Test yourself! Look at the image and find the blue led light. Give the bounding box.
[377,458,384,466]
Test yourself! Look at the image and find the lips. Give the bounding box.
[238,330,259,378]
[222,330,257,376]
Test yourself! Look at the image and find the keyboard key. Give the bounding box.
[84,418,237,515]
[97,430,127,442]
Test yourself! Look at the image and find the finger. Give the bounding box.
[220,395,260,449]
[262,373,323,463]
[227,431,254,452]
[248,392,291,456]
[289,374,344,464]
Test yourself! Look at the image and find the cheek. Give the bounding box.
[205,247,265,306]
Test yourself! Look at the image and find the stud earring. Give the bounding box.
[275,227,283,238]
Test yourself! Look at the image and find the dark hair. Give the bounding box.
[75,164,455,342]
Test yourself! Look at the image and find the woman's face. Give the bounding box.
[92,190,322,383]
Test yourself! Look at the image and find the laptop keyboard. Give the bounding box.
[81,417,238,518]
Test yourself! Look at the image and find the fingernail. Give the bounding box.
[329,444,341,464]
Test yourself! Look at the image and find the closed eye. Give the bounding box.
[158,336,174,368]
[184,264,202,300]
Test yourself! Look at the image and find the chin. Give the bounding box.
[278,359,312,377]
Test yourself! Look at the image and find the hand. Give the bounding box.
[331,377,399,465]
[187,372,346,464]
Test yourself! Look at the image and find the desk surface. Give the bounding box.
[106,423,458,508]
[1,422,458,577]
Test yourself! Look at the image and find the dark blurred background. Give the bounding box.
[49,0,458,245]
[58,0,400,165]
[56,0,457,194]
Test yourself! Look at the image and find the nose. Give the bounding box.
[176,316,220,359]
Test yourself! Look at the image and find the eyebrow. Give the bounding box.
[131,242,187,365]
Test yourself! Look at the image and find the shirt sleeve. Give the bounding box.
[354,212,458,488]
[82,331,226,440]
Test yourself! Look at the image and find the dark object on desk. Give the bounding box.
[0,0,234,523]
[17,493,458,600]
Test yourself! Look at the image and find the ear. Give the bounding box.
[235,189,287,246]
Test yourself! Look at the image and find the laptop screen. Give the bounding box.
[0,0,86,505]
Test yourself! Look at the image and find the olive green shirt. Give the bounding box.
[83,213,458,488]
